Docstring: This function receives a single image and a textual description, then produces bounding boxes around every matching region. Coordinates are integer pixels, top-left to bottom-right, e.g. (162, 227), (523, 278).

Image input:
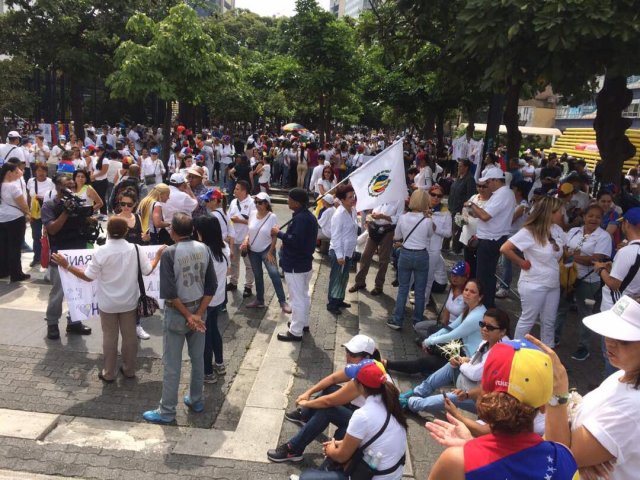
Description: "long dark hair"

(359, 381), (408, 431)
(0, 163), (18, 204)
(194, 216), (226, 263)
(461, 279), (484, 320)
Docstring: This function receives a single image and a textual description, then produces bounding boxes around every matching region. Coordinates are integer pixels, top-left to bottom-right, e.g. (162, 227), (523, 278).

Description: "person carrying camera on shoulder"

(42, 174), (95, 340)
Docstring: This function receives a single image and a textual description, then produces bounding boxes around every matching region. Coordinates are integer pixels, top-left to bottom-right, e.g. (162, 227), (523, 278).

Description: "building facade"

(343, 0), (373, 18)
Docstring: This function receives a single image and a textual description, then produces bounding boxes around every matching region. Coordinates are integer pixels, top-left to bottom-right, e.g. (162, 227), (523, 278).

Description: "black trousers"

(386, 355), (447, 377)
(0, 216), (26, 279)
(476, 236), (508, 308)
(93, 179), (108, 215)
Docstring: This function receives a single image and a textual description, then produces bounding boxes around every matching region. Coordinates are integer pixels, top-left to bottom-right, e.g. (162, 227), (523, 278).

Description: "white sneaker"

(136, 325), (151, 340)
(495, 288), (509, 299)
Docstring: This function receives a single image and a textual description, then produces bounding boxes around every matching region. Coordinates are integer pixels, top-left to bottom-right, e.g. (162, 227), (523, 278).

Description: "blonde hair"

(408, 189), (430, 212)
(523, 196), (563, 245)
(138, 183), (170, 231)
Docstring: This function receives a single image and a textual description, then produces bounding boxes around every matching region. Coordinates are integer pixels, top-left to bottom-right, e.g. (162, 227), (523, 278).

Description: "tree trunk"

(482, 93), (505, 159)
(319, 94), (326, 145)
(162, 100), (172, 164)
(69, 77), (85, 140)
(503, 82), (522, 162)
(594, 75), (635, 188)
(423, 112), (435, 139)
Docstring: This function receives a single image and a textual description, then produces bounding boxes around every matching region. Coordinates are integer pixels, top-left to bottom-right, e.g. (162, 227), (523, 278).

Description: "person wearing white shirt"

(32, 134), (50, 166)
(310, 160), (331, 197)
(141, 149), (165, 186)
(327, 185), (358, 314)
(555, 205), (613, 361)
(194, 216), (230, 384)
(163, 173), (198, 225)
(0, 162), (31, 282)
(218, 137), (235, 186)
(423, 186), (453, 310)
(388, 190), (433, 329)
(414, 158), (433, 191)
(227, 180), (255, 296)
(26, 164), (55, 266)
(317, 194), (336, 240)
(501, 197), (566, 347)
(51, 217), (164, 382)
(240, 192), (288, 312)
(465, 168), (516, 307)
(350, 199), (405, 296)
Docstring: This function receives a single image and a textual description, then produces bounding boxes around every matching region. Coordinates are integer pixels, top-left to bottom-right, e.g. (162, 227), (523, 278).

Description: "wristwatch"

(548, 393), (570, 407)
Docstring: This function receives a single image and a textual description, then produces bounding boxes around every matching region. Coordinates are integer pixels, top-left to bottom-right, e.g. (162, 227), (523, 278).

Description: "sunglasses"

(430, 193), (443, 198)
(548, 236), (560, 252)
(479, 321), (501, 332)
(254, 200), (266, 205)
(119, 202), (134, 208)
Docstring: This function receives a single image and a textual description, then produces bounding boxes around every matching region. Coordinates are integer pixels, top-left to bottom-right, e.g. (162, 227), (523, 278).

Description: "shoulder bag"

(343, 412), (405, 480)
(134, 244), (160, 317)
(241, 213), (272, 257)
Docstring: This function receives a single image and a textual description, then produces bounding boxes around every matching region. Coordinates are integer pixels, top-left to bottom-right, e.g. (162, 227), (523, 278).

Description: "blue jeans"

(158, 305), (205, 420)
(204, 305), (223, 374)
(300, 466), (347, 480)
(392, 248), (429, 326)
(327, 249), (351, 308)
(289, 386), (355, 453)
(408, 363), (477, 414)
(248, 246), (286, 304)
(499, 254), (513, 288)
(31, 218), (43, 262)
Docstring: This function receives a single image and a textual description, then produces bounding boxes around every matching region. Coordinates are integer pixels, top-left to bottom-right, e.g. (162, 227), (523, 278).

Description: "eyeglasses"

(479, 321), (501, 332)
(119, 202), (134, 208)
(430, 193), (443, 198)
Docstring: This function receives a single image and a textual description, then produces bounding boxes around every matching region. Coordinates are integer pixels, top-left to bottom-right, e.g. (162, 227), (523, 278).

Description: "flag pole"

(278, 141), (401, 229)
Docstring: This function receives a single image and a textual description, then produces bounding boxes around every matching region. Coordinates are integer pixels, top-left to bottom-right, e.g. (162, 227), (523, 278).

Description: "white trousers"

(423, 250), (443, 305)
(514, 282), (560, 347)
(285, 270), (313, 337)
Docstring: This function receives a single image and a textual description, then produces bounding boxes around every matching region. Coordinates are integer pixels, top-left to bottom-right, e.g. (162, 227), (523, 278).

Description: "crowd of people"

(0, 122), (639, 479)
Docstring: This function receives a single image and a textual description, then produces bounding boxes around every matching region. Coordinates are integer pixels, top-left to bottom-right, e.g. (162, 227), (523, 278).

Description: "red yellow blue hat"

(450, 261), (470, 277)
(481, 339), (552, 408)
(345, 359), (387, 389)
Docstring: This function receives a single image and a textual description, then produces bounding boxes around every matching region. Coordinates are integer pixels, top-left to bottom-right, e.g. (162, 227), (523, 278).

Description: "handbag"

(241, 214), (272, 257)
(30, 179), (42, 219)
(41, 234), (50, 268)
(134, 244), (160, 317)
(367, 223), (394, 243)
(343, 412), (405, 480)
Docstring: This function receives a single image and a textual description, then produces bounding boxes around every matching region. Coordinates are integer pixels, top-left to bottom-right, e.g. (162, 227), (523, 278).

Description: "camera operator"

(42, 174), (94, 340)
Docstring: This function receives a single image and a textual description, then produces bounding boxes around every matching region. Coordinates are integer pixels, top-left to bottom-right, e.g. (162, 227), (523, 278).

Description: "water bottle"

(363, 448), (373, 467)
(370, 451), (383, 469)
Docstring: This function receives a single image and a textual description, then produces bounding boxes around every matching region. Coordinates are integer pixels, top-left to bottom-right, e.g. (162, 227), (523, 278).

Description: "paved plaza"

(0, 203), (604, 479)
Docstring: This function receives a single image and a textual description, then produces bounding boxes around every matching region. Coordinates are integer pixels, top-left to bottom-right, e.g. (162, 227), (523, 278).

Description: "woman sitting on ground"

(401, 308), (510, 416)
(427, 339), (578, 480)
(385, 279), (487, 378)
(299, 360), (408, 480)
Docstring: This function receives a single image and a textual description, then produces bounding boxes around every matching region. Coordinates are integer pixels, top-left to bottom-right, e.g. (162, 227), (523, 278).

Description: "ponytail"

(360, 380), (408, 431)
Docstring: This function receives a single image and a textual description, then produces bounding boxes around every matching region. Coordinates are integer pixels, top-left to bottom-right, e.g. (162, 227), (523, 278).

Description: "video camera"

(61, 188), (94, 218)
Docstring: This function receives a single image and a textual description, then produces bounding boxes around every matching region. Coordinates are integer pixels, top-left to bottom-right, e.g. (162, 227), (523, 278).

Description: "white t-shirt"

(318, 206), (336, 239)
(346, 395), (406, 480)
(393, 212), (433, 250)
(93, 157), (110, 181)
(0, 143), (26, 164)
(228, 196), (256, 243)
(309, 163), (329, 193)
(315, 178), (336, 195)
(565, 227), (612, 283)
(26, 177), (55, 201)
(163, 186), (198, 223)
(247, 211), (277, 252)
(32, 144), (50, 164)
(258, 164), (271, 184)
(601, 240), (640, 311)
(572, 371), (640, 480)
(0, 182), (24, 222)
(509, 224), (565, 288)
(510, 199), (530, 235)
(445, 290), (465, 319)
(208, 244), (230, 308)
(476, 185), (516, 240)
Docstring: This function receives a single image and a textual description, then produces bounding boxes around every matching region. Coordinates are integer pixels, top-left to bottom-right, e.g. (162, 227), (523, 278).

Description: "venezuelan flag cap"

(481, 339), (553, 408)
(345, 359), (387, 389)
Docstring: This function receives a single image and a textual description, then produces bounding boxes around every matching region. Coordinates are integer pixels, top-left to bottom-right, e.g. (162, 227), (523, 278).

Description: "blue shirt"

(424, 304), (487, 356)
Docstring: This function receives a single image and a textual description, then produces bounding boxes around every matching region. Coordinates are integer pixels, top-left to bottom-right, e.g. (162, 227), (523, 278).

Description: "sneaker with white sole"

(204, 373), (217, 384)
(495, 288), (509, 299)
(213, 363), (226, 375)
(136, 325), (151, 340)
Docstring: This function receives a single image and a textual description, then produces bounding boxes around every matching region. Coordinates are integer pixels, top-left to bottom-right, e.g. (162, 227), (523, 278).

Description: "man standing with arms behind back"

(143, 213), (216, 424)
(464, 169), (515, 308)
(272, 188), (318, 342)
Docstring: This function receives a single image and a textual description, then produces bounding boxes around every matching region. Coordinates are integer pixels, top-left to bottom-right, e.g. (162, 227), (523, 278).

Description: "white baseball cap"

(342, 334), (376, 355)
(479, 168), (505, 182)
(583, 295), (640, 341)
(323, 194), (335, 205)
(254, 192), (271, 204)
(7, 131), (21, 139)
(170, 172), (187, 184)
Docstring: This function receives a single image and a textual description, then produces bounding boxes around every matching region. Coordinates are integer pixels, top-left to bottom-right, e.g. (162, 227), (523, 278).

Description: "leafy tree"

(0, 57), (36, 120)
(107, 3), (232, 158)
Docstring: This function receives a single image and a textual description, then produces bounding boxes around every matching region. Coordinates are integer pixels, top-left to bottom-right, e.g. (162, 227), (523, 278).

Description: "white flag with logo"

(349, 141), (407, 212)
